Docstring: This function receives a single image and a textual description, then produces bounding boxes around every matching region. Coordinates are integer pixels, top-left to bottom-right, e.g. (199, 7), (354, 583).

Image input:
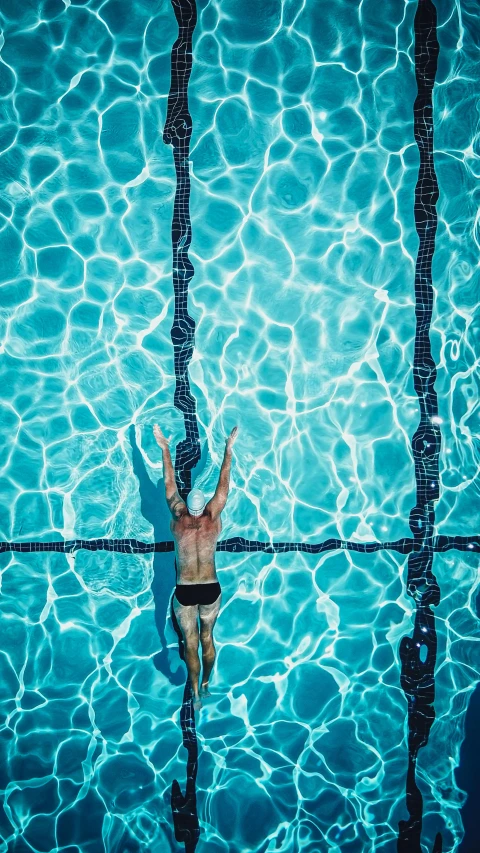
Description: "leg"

(199, 593), (222, 696)
(172, 596), (202, 709)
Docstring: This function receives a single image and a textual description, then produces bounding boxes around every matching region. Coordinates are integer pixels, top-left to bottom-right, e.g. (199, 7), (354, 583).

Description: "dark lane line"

(163, 0), (201, 502)
(163, 0), (200, 849)
(398, 2), (442, 851)
(0, 534), (478, 555)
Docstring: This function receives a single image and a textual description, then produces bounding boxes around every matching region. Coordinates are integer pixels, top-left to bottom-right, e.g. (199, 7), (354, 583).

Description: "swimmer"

(153, 423), (238, 711)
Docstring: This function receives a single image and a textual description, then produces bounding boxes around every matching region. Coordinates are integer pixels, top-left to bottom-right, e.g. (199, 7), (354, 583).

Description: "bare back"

(171, 509), (222, 584)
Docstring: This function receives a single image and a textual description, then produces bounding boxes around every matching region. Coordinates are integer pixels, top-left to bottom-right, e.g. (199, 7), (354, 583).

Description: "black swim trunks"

(174, 581), (221, 607)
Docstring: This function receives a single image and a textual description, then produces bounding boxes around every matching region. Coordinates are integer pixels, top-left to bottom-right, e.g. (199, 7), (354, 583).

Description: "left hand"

(226, 426), (238, 449)
(153, 424), (169, 447)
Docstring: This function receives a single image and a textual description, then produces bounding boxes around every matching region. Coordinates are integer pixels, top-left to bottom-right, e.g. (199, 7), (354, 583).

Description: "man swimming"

(153, 423), (238, 710)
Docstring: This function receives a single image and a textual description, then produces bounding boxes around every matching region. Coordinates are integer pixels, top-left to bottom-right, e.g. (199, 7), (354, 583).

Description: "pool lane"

(163, 0), (201, 850)
(1, 533), (479, 555)
(398, 2), (442, 851)
(163, 0), (201, 502)
(0, 0), (478, 850)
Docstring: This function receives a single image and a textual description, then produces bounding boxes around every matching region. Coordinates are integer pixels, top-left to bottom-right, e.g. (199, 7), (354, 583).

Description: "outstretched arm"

(206, 427), (238, 519)
(153, 425), (186, 519)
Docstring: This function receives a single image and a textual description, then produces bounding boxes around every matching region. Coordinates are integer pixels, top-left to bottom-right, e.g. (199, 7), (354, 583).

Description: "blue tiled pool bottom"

(0, 0), (479, 851)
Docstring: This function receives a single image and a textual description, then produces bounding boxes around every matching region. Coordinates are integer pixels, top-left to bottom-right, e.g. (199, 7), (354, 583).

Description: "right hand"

(226, 426), (238, 449)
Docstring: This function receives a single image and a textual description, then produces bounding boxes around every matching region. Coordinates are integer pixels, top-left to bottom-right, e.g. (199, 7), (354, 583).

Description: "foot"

(199, 683), (211, 698)
(193, 695), (202, 712)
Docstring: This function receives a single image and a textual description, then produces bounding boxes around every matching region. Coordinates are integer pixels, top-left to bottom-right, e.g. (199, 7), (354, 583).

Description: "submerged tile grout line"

(398, 2), (442, 851)
(0, 0), (475, 850)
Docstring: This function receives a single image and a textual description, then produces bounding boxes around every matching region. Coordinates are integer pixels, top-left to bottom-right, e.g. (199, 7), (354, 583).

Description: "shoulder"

(172, 507), (188, 522)
(168, 491), (187, 519)
(204, 506), (222, 526)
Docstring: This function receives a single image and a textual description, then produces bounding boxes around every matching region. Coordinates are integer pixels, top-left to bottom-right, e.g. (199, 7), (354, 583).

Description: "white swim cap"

(187, 488), (206, 517)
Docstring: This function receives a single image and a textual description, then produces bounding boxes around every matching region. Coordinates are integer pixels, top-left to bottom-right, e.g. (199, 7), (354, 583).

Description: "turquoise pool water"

(0, 0), (479, 851)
